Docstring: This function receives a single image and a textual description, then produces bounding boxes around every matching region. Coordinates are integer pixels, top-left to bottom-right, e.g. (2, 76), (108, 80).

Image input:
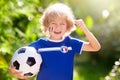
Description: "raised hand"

(74, 19), (87, 31)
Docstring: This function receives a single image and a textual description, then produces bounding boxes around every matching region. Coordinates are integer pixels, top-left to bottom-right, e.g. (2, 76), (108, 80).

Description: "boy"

(9, 3), (101, 80)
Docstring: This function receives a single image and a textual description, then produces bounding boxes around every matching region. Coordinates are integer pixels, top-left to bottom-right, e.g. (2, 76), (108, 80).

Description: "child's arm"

(74, 19), (101, 51)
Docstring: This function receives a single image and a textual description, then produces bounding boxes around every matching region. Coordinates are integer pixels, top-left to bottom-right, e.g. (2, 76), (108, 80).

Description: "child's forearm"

(83, 28), (101, 51)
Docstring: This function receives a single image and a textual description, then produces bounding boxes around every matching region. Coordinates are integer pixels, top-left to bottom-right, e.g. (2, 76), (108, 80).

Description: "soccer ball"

(11, 46), (42, 77)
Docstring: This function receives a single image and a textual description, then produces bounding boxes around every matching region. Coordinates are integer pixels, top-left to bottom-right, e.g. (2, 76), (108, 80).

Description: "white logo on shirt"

(61, 46), (69, 53)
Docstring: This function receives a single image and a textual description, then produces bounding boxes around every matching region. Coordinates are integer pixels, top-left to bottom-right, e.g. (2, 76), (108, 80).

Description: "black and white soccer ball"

(11, 46), (42, 77)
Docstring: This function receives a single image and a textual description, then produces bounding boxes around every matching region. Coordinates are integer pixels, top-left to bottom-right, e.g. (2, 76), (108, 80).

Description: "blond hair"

(40, 3), (75, 35)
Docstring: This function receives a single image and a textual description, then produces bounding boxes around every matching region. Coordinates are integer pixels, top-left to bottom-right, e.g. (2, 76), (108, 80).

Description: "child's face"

(49, 17), (67, 40)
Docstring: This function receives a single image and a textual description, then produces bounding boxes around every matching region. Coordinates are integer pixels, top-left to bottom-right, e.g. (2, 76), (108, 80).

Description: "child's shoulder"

(28, 38), (47, 46)
(67, 36), (84, 45)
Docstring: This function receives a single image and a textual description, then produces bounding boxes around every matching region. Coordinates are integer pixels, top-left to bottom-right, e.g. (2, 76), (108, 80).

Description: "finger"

(77, 19), (83, 22)
(15, 71), (23, 76)
(8, 66), (16, 74)
(13, 71), (26, 78)
(16, 72), (29, 79)
(74, 19), (81, 25)
(76, 20), (84, 27)
(74, 19), (82, 22)
(20, 75), (29, 79)
(74, 20), (77, 25)
(10, 65), (16, 71)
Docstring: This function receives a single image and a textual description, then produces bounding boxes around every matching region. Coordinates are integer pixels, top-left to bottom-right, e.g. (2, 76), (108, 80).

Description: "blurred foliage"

(0, 0), (44, 79)
(0, 0), (120, 80)
(105, 59), (120, 80)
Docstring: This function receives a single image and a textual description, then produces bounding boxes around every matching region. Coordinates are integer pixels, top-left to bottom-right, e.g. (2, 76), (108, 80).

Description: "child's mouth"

(54, 31), (61, 34)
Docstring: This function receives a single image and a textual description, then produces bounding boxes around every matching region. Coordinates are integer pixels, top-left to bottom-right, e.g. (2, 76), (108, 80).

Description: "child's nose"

(55, 25), (60, 30)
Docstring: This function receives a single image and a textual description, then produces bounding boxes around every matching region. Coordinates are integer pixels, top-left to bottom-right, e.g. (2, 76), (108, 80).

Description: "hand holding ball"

(11, 46), (42, 77)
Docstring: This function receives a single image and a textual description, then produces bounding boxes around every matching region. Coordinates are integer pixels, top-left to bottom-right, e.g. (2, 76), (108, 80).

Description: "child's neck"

(48, 36), (65, 42)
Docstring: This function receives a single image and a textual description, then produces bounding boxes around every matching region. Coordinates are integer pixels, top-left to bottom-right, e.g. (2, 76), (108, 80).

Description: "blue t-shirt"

(29, 36), (84, 80)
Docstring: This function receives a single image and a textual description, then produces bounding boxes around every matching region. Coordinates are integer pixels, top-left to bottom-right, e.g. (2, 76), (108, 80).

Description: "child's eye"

(51, 23), (56, 26)
(52, 23), (56, 24)
(60, 23), (65, 25)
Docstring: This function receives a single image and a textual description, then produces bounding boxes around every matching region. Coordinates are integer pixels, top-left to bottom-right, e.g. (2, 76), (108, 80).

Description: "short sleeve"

(70, 37), (84, 54)
(28, 39), (41, 50)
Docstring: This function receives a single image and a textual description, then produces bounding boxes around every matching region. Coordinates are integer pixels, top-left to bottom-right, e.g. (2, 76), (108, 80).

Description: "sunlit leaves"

(85, 16), (93, 29)
(73, 69), (80, 80)
(75, 27), (84, 36)
(0, 56), (8, 68)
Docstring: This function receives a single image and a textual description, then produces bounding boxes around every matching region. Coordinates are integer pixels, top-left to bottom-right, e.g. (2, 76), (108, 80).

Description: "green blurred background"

(0, 0), (120, 80)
